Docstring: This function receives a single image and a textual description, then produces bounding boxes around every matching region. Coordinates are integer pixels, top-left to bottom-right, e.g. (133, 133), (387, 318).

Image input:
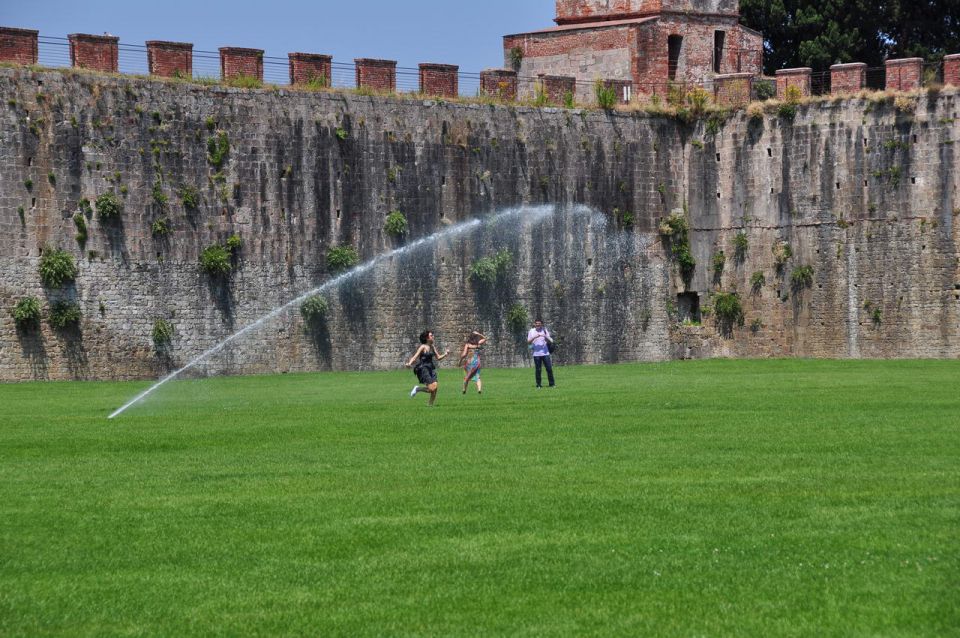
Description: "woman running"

(459, 331), (487, 395)
(405, 330), (449, 406)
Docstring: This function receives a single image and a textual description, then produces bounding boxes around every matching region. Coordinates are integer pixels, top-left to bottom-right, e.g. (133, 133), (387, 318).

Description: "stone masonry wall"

(0, 67), (958, 381)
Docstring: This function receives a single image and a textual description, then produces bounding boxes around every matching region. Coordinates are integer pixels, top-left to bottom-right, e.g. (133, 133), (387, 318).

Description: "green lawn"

(0, 360), (957, 637)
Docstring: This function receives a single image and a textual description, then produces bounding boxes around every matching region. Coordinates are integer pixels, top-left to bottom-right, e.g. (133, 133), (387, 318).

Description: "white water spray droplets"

(108, 205), (560, 419)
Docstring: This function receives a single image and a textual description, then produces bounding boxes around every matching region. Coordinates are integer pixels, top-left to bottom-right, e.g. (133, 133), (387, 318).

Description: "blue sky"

(1, 0), (555, 76)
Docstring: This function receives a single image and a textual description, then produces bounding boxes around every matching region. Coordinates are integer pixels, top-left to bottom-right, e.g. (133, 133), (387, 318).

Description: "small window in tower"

(714, 31), (726, 74)
(668, 35), (683, 81)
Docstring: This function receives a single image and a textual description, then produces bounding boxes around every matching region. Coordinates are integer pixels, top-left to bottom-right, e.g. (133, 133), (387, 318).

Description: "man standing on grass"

(526, 319), (555, 389)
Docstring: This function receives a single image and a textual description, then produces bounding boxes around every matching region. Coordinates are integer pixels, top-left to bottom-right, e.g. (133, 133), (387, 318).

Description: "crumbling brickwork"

(69, 34), (118, 73)
(505, 3), (762, 102)
(355, 58), (396, 92)
(419, 64), (458, 98)
(831, 63), (866, 95)
(146, 41), (192, 78)
(885, 58), (923, 92)
(0, 27), (38, 66)
(540, 74), (576, 104)
(219, 47), (264, 81)
(555, 0), (739, 24)
(776, 68), (811, 99)
(713, 72), (751, 106)
(289, 53), (332, 87)
(480, 69), (518, 101)
(943, 54), (960, 88)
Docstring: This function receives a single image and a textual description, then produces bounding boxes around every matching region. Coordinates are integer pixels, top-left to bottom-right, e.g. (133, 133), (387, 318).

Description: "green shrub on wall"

(791, 265), (815, 291)
(300, 295), (329, 326)
(594, 80), (616, 110)
(199, 244), (232, 277)
(712, 292), (744, 334)
(179, 185), (200, 210)
(48, 301), (81, 330)
(152, 319), (174, 349)
(95, 191), (122, 220)
(384, 211), (408, 237)
(469, 250), (512, 285)
(225, 234), (243, 253)
(38, 247), (78, 288)
(11, 297), (41, 329)
(506, 303), (528, 334)
(207, 131), (229, 169)
(327, 245), (359, 272)
(733, 231), (749, 261)
(659, 212), (695, 282)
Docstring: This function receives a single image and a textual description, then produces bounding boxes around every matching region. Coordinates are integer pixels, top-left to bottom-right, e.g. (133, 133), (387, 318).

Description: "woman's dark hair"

(419, 330), (432, 344)
(467, 331), (482, 346)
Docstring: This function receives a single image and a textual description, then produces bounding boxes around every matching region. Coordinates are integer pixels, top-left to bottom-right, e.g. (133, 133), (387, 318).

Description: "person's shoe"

(410, 386), (419, 398)
(536, 386), (542, 390)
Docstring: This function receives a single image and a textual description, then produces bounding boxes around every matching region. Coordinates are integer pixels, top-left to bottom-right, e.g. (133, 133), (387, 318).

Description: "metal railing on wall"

(28, 34), (958, 104)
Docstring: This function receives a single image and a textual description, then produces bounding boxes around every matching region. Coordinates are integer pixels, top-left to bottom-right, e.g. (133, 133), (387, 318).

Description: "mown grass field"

(0, 360), (957, 637)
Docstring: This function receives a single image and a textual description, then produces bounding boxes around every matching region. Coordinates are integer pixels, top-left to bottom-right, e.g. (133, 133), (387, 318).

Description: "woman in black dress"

(405, 330), (450, 406)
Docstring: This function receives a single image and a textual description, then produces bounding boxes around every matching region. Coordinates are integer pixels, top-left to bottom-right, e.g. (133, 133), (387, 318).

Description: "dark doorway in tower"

(668, 35), (683, 81)
(714, 31), (726, 73)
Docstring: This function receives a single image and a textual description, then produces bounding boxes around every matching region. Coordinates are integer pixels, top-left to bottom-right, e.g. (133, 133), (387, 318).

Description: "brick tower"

(503, 0), (762, 101)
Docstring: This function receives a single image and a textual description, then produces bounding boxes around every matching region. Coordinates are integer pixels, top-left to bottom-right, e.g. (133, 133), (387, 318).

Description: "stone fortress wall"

(0, 66), (958, 381)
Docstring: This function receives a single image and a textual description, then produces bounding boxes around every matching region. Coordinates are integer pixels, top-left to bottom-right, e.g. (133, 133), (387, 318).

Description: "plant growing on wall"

(509, 47), (523, 71)
(773, 241), (792, 273)
(712, 251), (726, 278)
(151, 218), (170, 237)
(225, 234), (243, 254)
(754, 80), (775, 101)
(48, 300), (81, 330)
(11, 297), (41, 330)
(207, 131), (229, 169)
(199, 244), (232, 277)
(300, 295), (329, 327)
(750, 271), (766, 293)
(733, 231), (749, 262)
(712, 291), (744, 334)
(469, 250), (512, 285)
(659, 212), (695, 283)
(152, 180), (168, 208)
(95, 191), (122, 220)
(152, 319), (174, 349)
(73, 213), (88, 248)
(38, 247), (78, 288)
(327, 245), (359, 272)
(506, 303), (528, 334)
(384, 211), (408, 237)
(790, 265), (815, 291)
(179, 185), (200, 210)
(594, 80), (617, 110)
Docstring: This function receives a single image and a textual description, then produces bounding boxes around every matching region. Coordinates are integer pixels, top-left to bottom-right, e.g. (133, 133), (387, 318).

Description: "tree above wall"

(739, 0), (960, 74)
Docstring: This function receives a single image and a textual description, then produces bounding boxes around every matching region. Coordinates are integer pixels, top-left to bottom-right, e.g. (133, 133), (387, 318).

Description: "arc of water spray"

(108, 205), (558, 419)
